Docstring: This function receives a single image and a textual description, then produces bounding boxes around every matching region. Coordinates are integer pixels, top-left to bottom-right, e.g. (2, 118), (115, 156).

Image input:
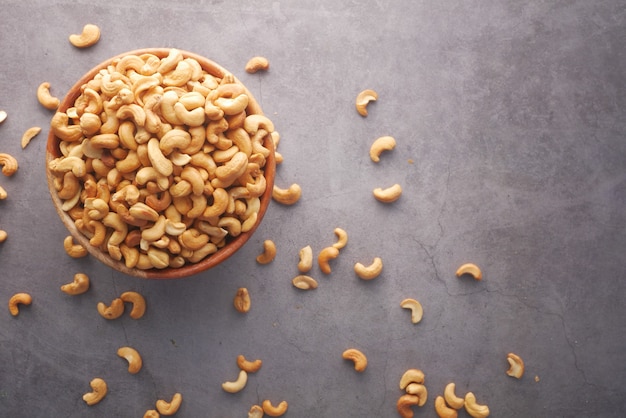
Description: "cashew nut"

(332, 227), (348, 250)
(318, 246), (339, 274)
(20, 126), (42, 149)
(443, 382), (465, 410)
(0, 230), (7, 242)
(262, 400), (288, 417)
(292, 275), (318, 290)
(82, 377), (107, 406)
(237, 354), (263, 373)
(248, 405), (264, 418)
(117, 346), (143, 374)
(36, 81), (60, 110)
(405, 383), (428, 406)
(272, 183), (301, 205)
(97, 298), (125, 319)
(369, 135), (396, 162)
(8, 293), (32, 316)
(69, 24), (101, 48)
(435, 395), (458, 418)
(233, 287), (251, 313)
(400, 298), (423, 324)
(464, 392), (490, 418)
(355, 89), (378, 117)
(396, 394), (420, 418)
(60, 273), (90, 295)
(399, 368), (425, 389)
(143, 410), (160, 418)
(297, 245), (313, 273)
(120, 291), (147, 319)
(506, 352), (525, 379)
(373, 183), (402, 203)
(256, 239), (276, 264)
(342, 348), (367, 372)
(455, 263), (482, 281)
(63, 235), (88, 258)
(156, 392), (183, 416)
(221, 369), (248, 393)
(354, 257), (383, 280)
(0, 153), (18, 176)
(0, 110), (6, 124)
(245, 56), (270, 73)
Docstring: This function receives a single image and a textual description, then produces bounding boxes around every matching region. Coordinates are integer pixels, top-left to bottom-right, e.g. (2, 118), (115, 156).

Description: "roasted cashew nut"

(369, 135), (396, 162)
(262, 400), (288, 417)
(332, 227), (348, 250)
(292, 275), (318, 290)
(117, 346), (143, 374)
(245, 56), (270, 73)
(221, 369), (248, 393)
(143, 410), (160, 418)
(355, 89), (378, 117)
(0, 110), (6, 124)
(318, 246), (339, 274)
(373, 183), (402, 203)
(396, 394), (420, 418)
(399, 368), (425, 390)
(464, 392), (490, 418)
(120, 291), (146, 319)
(156, 392), (183, 416)
(233, 287), (251, 313)
(37, 81), (60, 110)
(342, 348), (368, 372)
(405, 383), (428, 406)
(0, 153), (18, 176)
(444, 382), (465, 410)
(97, 298), (125, 319)
(20, 126), (42, 149)
(237, 354), (262, 373)
(435, 395), (458, 418)
(455, 263), (482, 281)
(69, 24), (101, 48)
(248, 405), (264, 418)
(354, 257), (383, 280)
(60, 273), (90, 295)
(506, 352), (525, 379)
(256, 239), (276, 264)
(82, 377), (107, 406)
(8, 293), (32, 316)
(297, 245), (313, 273)
(63, 235), (88, 258)
(272, 183), (302, 205)
(400, 298), (423, 324)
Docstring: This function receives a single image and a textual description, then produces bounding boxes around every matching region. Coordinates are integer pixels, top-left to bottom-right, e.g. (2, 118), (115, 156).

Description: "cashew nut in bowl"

(37, 82), (60, 110)
(256, 239), (276, 264)
(396, 394), (420, 418)
(63, 235), (88, 258)
(464, 392), (490, 418)
(455, 263), (482, 281)
(117, 346), (143, 374)
(342, 348), (368, 372)
(21, 126), (42, 149)
(82, 377), (107, 406)
(233, 287), (251, 313)
(0, 153), (18, 176)
(373, 183), (402, 203)
(8, 293), (32, 316)
(292, 275), (318, 290)
(120, 291), (147, 319)
(435, 395), (458, 418)
(245, 56), (270, 73)
(318, 246), (339, 274)
(506, 352), (525, 379)
(443, 382), (464, 409)
(399, 368), (425, 389)
(156, 392), (183, 416)
(97, 298), (125, 319)
(237, 354), (262, 373)
(262, 400), (288, 417)
(405, 383), (428, 406)
(400, 298), (423, 324)
(221, 369), (248, 393)
(69, 24), (101, 48)
(369, 135), (396, 162)
(297, 245), (313, 273)
(355, 89), (378, 117)
(272, 183), (301, 205)
(354, 257), (383, 280)
(60, 273), (90, 295)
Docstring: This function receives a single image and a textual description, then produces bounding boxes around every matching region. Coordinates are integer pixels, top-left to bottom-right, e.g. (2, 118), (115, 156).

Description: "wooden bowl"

(46, 48), (275, 279)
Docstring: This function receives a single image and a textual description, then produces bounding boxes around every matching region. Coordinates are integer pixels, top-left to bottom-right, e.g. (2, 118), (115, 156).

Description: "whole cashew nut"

(117, 346), (143, 374)
(262, 400), (288, 417)
(464, 392), (490, 418)
(435, 395), (458, 418)
(63, 235), (88, 258)
(143, 410), (160, 418)
(245, 56), (270, 73)
(297, 245), (313, 273)
(355, 89), (378, 117)
(37, 82), (60, 110)
(456, 263), (483, 281)
(399, 368), (425, 390)
(292, 275), (318, 290)
(272, 183), (301, 205)
(8, 292), (32, 316)
(83, 377), (107, 406)
(506, 352), (525, 379)
(60, 273), (90, 295)
(0, 110), (6, 124)
(69, 24), (101, 48)
(221, 369), (248, 393)
(400, 298), (423, 324)
(237, 354), (263, 373)
(373, 183), (402, 203)
(396, 394), (420, 418)
(354, 257), (383, 280)
(332, 227), (348, 250)
(405, 383), (428, 406)
(97, 298), (125, 320)
(120, 291), (147, 319)
(256, 239), (276, 264)
(444, 383), (465, 410)
(318, 246), (339, 274)
(248, 405), (264, 418)
(0, 153), (18, 176)
(342, 348), (368, 372)
(156, 392), (183, 416)
(369, 135), (396, 162)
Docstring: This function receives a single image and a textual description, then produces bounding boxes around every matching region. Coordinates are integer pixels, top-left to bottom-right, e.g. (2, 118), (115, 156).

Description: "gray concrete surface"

(0, 0), (625, 416)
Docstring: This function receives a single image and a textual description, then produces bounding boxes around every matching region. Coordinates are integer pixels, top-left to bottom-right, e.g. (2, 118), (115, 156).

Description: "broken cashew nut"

(435, 395), (459, 418)
(354, 257), (383, 280)
(292, 275), (318, 290)
(370, 135), (396, 162)
(342, 348), (367, 372)
(21, 126), (42, 149)
(8, 292), (32, 316)
(400, 298), (423, 324)
(248, 404), (264, 418)
(397, 394), (420, 418)
(455, 263), (482, 281)
(237, 354), (262, 373)
(355, 89), (378, 117)
(332, 227), (348, 250)
(143, 410), (160, 418)
(272, 183), (301, 205)
(97, 298), (124, 319)
(297, 245), (313, 273)
(69, 24), (101, 48)
(117, 346), (143, 374)
(506, 352), (525, 379)
(63, 235), (88, 258)
(156, 392), (183, 416)
(233, 287), (251, 313)
(373, 183), (402, 203)
(82, 377), (107, 406)
(256, 239), (276, 264)
(221, 369), (248, 393)
(0, 153), (18, 176)
(318, 246), (339, 274)
(37, 82), (60, 110)
(464, 392), (490, 418)
(120, 291), (147, 319)
(443, 382), (465, 410)
(245, 56), (270, 73)
(60, 273), (90, 295)
(399, 368), (425, 390)
(262, 400), (288, 417)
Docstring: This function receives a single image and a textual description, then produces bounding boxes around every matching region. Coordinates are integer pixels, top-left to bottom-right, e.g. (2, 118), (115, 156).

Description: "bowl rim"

(46, 48), (275, 279)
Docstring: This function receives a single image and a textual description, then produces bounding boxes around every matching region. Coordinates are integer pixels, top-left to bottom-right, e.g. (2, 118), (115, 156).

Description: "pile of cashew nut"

(48, 48), (276, 270)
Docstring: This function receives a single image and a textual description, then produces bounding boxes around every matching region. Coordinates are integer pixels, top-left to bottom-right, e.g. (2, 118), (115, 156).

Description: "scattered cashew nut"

(63, 235), (88, 258)
(354, 257), (383, 280)
(342, 348), (367, 372)
(221, 369), (248, 393)
(0, 110), (6, 124)
(21, 126), (42, 149)
(237, 354), (262, 373)
(373, 183), (402, 203)
(233, 287), (251, 313)
(82, 377), (107, 406)
(464, 392), (490, 418)
(8, 292), (32, 316)
(37, 82), (60, 110)
(369, 135), (396, 162)
(60, 273), (90, 295)
(0, 153), (18, 176)
(397, 394), (420, 418)
(245, 56), (270, 73)
(292, 275), (318, 290)
(248, 404), (264, 418)
(120, 291), (147, 319)
(297, 245), (313, 273)
(435, 395), (458, 418)
(272, 183), (301, 205)
(262, 400), (288, 417)
(405, 383), (428, 406)
(0, 230), (7, 242)
(117, 346), (143, 374)
(143, 410), (160, 418)
(444, 382), (465, 410)
(69, 24), (101, 48)
(97, 298), (124, 319)
(355, 89), (378, 117)
(256, 239), (276, 264)
(455, 263), (482, 281)
(318, 246), (339, 274)
(400, 298), (423, 324)
(506, 352), (525, 379)
(399, 368), (425, 390)
(156, 392), (183, 416)
(332, 227), (348, 250)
